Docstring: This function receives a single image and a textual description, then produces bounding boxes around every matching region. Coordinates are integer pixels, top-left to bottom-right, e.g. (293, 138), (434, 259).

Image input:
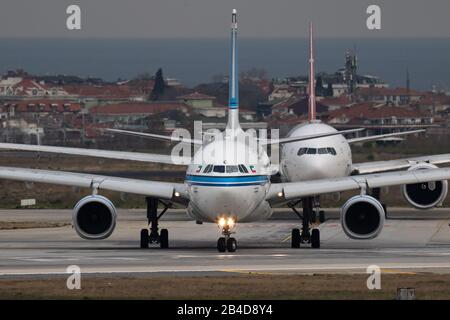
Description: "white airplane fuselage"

(185, 133), (273, 223)
(281, 121), (353, 182)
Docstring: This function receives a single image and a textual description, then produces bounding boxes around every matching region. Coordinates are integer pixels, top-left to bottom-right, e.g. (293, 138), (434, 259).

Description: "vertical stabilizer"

(226, 9), (241, 132)
(308, 22), (316, 122)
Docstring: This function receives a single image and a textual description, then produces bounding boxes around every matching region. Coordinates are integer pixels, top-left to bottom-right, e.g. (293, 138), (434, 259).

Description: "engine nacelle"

(340, 195), (385, 240)
(72, 195), (117, 240)
(402, 163), (448, 210)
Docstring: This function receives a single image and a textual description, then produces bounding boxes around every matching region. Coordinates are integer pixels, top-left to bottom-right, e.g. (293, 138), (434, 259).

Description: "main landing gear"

(217, 217), (237, 253)
(140, 197), (171, 249)
(289, 197), (322, 249)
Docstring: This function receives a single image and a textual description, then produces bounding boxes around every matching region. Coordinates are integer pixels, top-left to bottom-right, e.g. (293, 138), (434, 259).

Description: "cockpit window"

(238, 164), (249, 173)
(203, 164), (213, 173)
(297, 147), (337, 156)
(213, 165), (225, 173)
(297, 148), (307, 156)
(226, 165), (239, 173)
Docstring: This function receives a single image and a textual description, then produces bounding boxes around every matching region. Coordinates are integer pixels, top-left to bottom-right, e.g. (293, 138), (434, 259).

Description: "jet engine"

(72, 195), (117, 240)
(402, 163), (447, 209)
(340, 195), (385, 240)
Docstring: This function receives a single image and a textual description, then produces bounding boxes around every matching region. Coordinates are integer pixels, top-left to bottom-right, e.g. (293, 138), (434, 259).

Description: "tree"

(149, 68), (165, 101)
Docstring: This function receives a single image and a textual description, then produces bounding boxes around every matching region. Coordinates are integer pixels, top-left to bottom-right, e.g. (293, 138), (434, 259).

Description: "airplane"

(279, 23), (450, 248)
(0, 10), (450, 253)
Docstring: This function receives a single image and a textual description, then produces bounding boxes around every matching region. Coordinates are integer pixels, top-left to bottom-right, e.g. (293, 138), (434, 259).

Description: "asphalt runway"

(0, 208), (449, 277)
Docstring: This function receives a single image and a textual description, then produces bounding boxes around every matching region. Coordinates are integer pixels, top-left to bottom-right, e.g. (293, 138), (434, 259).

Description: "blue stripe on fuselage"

(185, 174), (268, 187)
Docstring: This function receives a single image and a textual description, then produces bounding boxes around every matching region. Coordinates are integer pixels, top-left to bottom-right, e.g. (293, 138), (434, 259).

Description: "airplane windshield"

(213, 165), (225, 173)
(238, 164), (249, 173)
(298, 147), (337, 156)
(203, 165), (213, 173)
(226, 166), (239, 173)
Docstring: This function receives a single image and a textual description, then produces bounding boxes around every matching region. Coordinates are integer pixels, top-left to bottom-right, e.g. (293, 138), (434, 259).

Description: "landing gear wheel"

(319, 210), (326, 223)
(311, 228), (320, 248)
(160, 228), (169, 249)
(140, 229), (149, 249)
(291, 228), (301, 248)
(217, 237), (226, 252)
(227, 238), (237, 252)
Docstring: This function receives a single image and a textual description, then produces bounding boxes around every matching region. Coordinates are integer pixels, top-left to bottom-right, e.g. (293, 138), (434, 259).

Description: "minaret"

(406, 68), (410, 104)
(226, 9), (241, 133)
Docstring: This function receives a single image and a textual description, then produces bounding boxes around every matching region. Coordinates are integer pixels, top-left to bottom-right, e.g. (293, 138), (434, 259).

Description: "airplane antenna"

(308, 22), (316, 122)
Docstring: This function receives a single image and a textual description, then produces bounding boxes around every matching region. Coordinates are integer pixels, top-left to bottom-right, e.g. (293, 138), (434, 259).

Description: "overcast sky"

(1, 0), (449, 38)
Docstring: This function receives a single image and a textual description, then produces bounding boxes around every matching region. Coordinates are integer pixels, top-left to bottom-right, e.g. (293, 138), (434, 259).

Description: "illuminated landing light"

(277, 191), (284, 198)
(218, 217), (226, 228)
(217, 216), (236, 228)
(174, 191), (180, 197)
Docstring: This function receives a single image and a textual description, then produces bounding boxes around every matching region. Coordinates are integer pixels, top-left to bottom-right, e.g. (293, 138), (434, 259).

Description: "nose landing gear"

(217, 217), (237, 252)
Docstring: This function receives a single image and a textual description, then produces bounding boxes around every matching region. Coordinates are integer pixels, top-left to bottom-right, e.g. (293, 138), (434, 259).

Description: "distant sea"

(0, 38), (449, 91)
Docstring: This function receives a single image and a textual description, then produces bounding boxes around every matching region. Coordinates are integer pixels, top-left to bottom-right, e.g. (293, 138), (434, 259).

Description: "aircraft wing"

(347, 129), (424, 144)
(260, 128), (365, 145)
(0, 166), (187, 200)
(106, 129), (203, 145)
(352, 154), (450, 174)
(267, 167), (450, 201)
(0, 143), (191, 165)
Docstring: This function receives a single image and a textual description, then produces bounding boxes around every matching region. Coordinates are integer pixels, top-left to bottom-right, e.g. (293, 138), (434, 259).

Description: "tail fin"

(226, 9), (241, 132)
(308, 22), (316, 122)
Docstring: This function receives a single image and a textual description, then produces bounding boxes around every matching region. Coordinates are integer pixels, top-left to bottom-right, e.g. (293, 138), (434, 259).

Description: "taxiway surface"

(0, 208), (448, 277)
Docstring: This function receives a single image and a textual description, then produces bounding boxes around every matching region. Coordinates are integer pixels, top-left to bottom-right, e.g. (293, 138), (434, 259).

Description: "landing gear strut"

(217, 217), (237, 253)
(140, 197), (170, 249)
(289, 197), (321, 248)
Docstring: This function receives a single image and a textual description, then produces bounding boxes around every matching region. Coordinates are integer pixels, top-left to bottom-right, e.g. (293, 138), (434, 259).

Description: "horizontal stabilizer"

(347, 129), (425, 144)
(0, 143), (191, 165)
(260, 128), (365, 145)
(105, 128), (203, 145)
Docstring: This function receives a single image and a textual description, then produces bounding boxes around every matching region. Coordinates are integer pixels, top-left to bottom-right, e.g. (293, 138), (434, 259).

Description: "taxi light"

(277, 191), (284, 197)
(218, 217), (226, 227)
(227, 217), (235, 227)
(174, 191), (180, 197)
